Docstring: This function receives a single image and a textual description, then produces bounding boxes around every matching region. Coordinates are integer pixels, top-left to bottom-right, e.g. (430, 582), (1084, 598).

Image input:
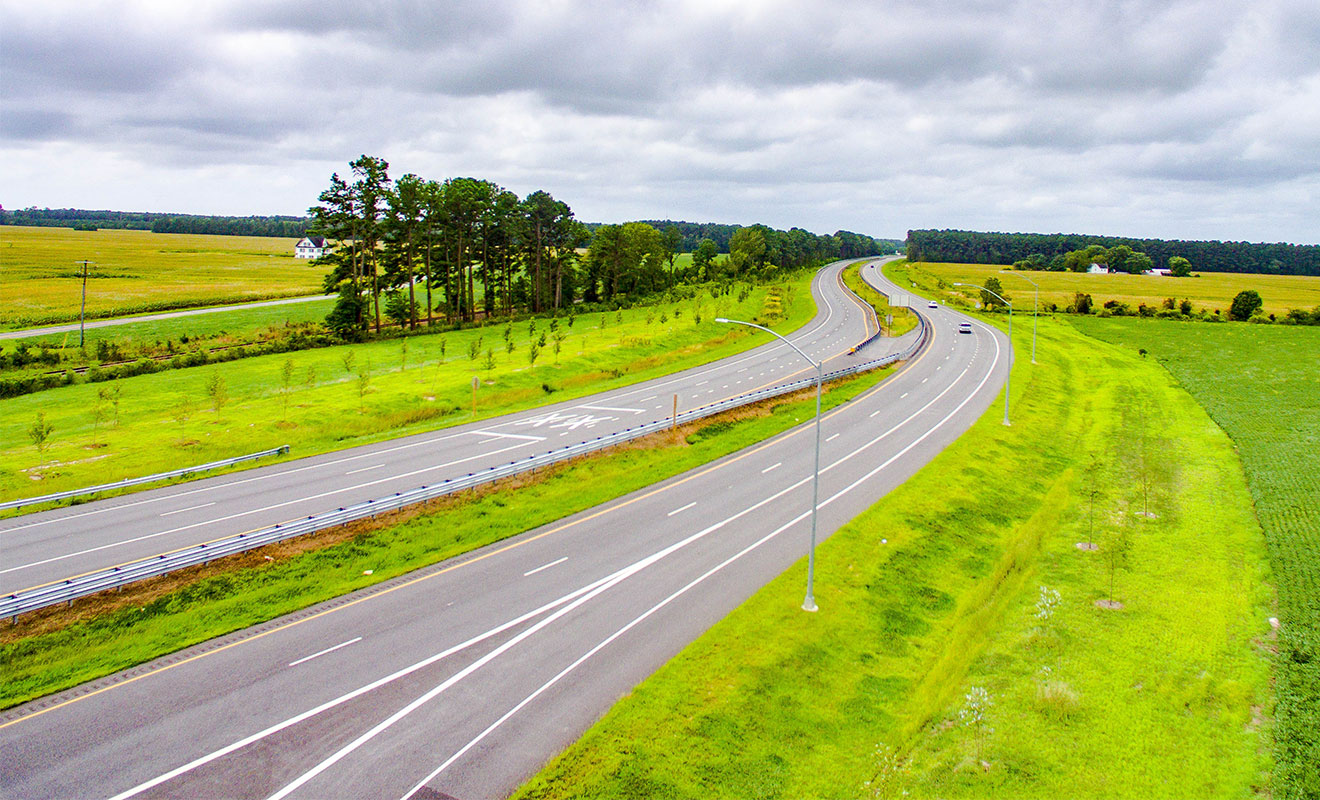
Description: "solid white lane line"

(108, 576), (617, 800)
(820, 334), (1001, 507)
(275, 458), (814, 800)
(4, 441), (534, 578)
(523, 557), (568, 577)
(159, 502), (216, 518)
(667, 502), (696, 517)
(401, 483), (815, 799)
(462, 431), (546, 442)
(288, 638), (362, 668)
(761, 462), (782, 474)
(345, 465), (386, 476)
(577, 405), (644, 414)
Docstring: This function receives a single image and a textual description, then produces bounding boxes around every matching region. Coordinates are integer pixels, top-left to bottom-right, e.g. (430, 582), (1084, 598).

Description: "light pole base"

(802, 595), (818, 612)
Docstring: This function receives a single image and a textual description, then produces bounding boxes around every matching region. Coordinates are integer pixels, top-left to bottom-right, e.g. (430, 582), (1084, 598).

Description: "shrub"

(1035, 680), (1080, 720)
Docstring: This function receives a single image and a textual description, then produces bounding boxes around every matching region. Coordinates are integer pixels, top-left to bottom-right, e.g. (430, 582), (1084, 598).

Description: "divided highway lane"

(0, 260), (891, 595)
(0, 266), (1012, 800)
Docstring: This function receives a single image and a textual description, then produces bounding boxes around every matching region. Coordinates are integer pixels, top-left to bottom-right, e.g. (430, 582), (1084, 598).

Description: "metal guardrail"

(0, 446), (292, 512)
(2, 316), (931, 620)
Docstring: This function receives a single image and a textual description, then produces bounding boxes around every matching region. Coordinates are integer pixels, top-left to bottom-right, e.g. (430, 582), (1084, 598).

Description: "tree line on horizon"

(309, 155), (892, 337)
(906, 229), (1320, 276)
(0, 207), (311, 238)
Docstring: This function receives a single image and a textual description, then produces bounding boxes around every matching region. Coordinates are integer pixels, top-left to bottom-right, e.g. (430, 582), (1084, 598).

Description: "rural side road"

(0, 295), (327, 340)
(0, 262), (1013, 799)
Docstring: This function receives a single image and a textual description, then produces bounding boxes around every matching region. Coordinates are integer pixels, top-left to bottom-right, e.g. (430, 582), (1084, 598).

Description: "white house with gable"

(1087, 263), (1110, 274)
(294, 236), (328, 259)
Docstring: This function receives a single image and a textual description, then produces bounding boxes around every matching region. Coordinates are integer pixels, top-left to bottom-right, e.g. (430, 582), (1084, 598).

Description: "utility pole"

(76, 260), (94, 348)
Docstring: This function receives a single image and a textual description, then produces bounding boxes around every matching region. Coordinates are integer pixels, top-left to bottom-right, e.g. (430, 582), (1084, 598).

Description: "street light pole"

(76, 260), (94, 349)
(716, 317), (822, 612)
(953, 283), (1012, 426)
(999, 271), (1038, 364)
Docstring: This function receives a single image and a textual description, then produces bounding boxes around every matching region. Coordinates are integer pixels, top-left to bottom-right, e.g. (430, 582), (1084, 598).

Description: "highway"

(1, 260), (887, 597)
(0, 261), (1011, 799)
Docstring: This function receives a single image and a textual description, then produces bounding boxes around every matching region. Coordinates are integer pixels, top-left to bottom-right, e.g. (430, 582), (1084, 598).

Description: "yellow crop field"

(912, 261), (1320, 316)
(0, 226), (323, 329)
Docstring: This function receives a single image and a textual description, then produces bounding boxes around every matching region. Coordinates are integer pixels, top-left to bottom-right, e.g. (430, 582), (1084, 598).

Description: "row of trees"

(907, 229), (1320, 276)
(310, 155), (892, 335)
(0, 207), (310, 237)
(622, 220), (901, 256)
(310, 156), (588, 335)
(1010, 244), (1173, 275)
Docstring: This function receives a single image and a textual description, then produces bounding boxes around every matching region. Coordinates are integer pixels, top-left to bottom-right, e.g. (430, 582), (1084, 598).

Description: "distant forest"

(0, 207), (311, 238)
(906, 229), (1320, 276)
(0, 207), (899, 258)
(618, 220), (902, 256)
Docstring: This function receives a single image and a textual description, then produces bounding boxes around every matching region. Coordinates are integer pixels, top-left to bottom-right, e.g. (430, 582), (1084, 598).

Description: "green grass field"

(1072, 316), (1320, 799)
(0, 278), (814, 506)
(0, 226), (319, 328)
(0, 361), (895, 711)
(912, 261), (1320, 317)
(842, 261), (916, 336)
(2, 297), (335, 351)
(515, 311), (1272, 797)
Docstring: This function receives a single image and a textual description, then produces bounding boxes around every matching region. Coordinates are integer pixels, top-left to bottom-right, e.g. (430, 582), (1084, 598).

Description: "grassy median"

(514, 311), (1272, 798)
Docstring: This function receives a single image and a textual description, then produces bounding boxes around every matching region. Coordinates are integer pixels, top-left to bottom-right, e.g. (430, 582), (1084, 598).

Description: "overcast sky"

(2, 0), (1317, 243)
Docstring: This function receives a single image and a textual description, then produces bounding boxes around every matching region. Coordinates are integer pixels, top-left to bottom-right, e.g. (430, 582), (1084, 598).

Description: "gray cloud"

(0, 0), (1316, 243)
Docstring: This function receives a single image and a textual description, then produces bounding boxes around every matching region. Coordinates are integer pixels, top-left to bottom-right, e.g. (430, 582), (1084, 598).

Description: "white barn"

(294, 236), (328, 259)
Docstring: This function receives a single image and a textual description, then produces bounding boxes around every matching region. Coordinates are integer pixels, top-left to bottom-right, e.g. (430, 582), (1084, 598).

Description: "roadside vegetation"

(0, 275), (814, 507)
(0, 299), (336, 399)
(841, 261), (916, 336)
(515, 310), (1272, 797)
(907, 260), (1320, 319)
(1073, 316), (1320, 799)
(0, 363), (895, 710)
(0, 225), (318, 328)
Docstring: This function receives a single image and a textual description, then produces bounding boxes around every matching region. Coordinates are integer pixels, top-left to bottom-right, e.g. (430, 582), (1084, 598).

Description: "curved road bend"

(0, 264), (1012, 800)
(2, 260), (890, 595)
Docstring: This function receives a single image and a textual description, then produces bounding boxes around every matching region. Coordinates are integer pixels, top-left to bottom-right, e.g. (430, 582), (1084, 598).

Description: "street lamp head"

(715, 317), (729, 324)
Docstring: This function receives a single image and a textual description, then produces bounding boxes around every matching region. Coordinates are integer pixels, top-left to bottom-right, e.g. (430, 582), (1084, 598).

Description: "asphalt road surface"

(0, 260), (1011, 799)
(1, 260), (885, 596)
(0, 295), (328, 340)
